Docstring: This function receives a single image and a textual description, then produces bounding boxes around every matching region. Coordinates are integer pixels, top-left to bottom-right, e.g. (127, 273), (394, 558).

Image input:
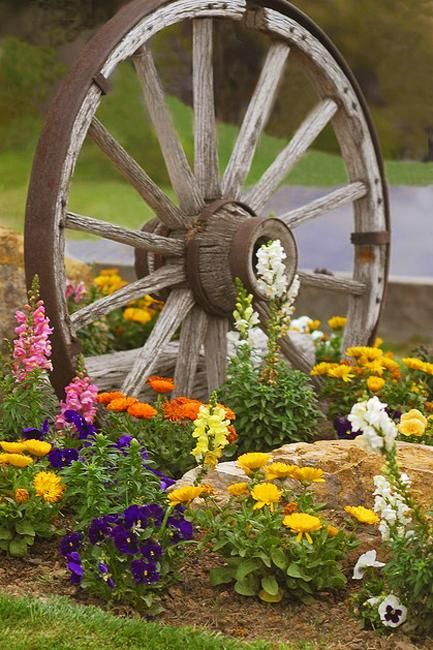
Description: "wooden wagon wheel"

(25, 0), (390, 399)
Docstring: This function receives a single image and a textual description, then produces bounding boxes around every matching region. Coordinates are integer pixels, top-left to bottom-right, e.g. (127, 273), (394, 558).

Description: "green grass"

(0, 593), (316, 650)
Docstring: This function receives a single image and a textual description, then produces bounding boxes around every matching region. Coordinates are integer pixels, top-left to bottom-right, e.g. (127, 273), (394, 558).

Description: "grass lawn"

(0, 593), (315, 650)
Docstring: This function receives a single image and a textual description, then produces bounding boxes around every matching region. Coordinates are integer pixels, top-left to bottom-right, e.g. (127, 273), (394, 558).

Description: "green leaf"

(259, 588), (283, 603)
(261, 575), (279, 596)
(235, 558), (261, 581)
(15, 520), (36, 536)
(271, 548), (288, 570)
(9, 537), (30, 557)
(209, 566), (235, 586)
(286, 563), (306, 579)
(234, 575), (257, 597)
(0, 540), (9, 551)
(0, 527), (13, 541)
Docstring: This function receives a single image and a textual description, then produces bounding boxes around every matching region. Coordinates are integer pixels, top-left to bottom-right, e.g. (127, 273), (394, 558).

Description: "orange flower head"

(147, 376), (175, 393)
(284, 502), (298, 515)
(15, 488), (29, 504)
(221, 405), (236, 421)
(327, 525), (339, 537)
(163, 397), (203, 421)
(227, 425), (238, 444)
(97, 391), (126, 405)
(127, 402), (157, 419)
(107, 397), (138, 412)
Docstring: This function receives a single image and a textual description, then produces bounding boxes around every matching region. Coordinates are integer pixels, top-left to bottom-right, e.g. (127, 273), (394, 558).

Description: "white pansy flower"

(352, 550), (385, 580)
(378, 594), (407, 628)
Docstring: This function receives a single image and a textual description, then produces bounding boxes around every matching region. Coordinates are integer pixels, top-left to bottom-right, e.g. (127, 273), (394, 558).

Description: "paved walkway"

(66, 185), (433, 278)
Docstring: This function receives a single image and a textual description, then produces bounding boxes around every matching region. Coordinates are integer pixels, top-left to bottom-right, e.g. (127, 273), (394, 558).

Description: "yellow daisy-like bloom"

(0, 441), (27, 454)
(424, 363), (433, 376)
(283, 512), (322, 543)
(328, 316), (347, 330)
(123, 307), (152, 325)
(237, 452), (271, 475)
(362, 360), (385, 376)
(310, 362), (337, 377)
(308, 320), (321, 332)
(346, 346), (383, 361)
(0, 453), (33, 468)
(263, 462), (299, 481)
(374, 337), (383, 348)
(293, 466), (326, 483)
(401, 409), (428, 426)
(367, 376), (385, 392)
(344, 505), (379, 525)
(15, 488), (29, 504)
(167, 485), (205, 506)
(398, 418), (426, 437)
(381, 357), (400, 372)
(402, 357), (427, 372)
(93, 270), (127, 295)
(24, 440), (52, 457)
(227, 482), (250, 497)
(33, 471), (64, 503)
(327, 525), (339, 537)
(327, 365), (354, 383)
(250, 483), (282, 512)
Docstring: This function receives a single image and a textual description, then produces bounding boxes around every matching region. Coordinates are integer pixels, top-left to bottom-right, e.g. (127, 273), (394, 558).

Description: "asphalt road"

(66, 185), (433, 278)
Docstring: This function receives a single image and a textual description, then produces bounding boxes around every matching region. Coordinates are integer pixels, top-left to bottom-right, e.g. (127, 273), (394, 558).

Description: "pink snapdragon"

(12, 300), (53, 381)
(56, 375), (98, 429)
(65, 279), (87, 304)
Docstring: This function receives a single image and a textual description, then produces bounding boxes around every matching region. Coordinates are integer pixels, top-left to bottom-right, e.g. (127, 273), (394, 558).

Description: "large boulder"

(178, 438), (433, 510)
(0, 227), (92, 339)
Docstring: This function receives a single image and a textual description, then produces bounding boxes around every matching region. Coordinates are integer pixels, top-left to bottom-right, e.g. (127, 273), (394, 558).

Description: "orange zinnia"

(127, 402), (157, 419)
(147, 376), (175, 393)
(97, 391), (126, 405)
(107, 397), (138, 412)
(162, 397), (203, 421)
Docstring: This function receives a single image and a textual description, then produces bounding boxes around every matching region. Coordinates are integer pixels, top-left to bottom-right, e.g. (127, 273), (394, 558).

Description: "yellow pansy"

(398, 419), (426, 437)
(401, 409), (428, 426)
(24, 440), (52, 457)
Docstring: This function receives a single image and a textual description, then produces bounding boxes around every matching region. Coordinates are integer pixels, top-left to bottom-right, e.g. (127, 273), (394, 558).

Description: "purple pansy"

(130, 559), (160, 584)
(64, 410), (97, 439)
(88, 517), (113, 545)
(66, 551), (83, 585)
(111, 525), (139, 555)
(148, 467), (176, 490)
(333, 416), (360, 440)
(141, 540), (162, 561)
(60, 532), (82, 557)
(22, 418), (49, 440)
(48, 447), (79, 468)
(123, 505), (149, 529)
(167, 516), (193, 543)
(98, 562), (115, 589)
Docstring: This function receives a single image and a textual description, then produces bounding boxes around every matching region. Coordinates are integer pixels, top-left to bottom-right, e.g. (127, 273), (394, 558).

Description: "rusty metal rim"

(25, 0), (390, 397)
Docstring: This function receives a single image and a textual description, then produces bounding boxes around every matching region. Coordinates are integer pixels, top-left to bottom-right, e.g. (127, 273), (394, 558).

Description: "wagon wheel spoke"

(193, 18), (221, 200)
(222, 42), (290, 199)
(65, 212), (184, 256)
(122, 288), (195, 396)
(71, 265), (184, 331)
(88, 118), (185, 228)
(173, 306), (209, 397)
(133, 46), (203, 214)
(244, 98), (339, 212)
(279, 182), (368, 229)
(204, 316), (229, 393)
(298, 271), (366, 296)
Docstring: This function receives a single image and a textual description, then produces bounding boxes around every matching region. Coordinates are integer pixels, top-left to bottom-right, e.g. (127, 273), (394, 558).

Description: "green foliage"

(218, 357), (321, 453)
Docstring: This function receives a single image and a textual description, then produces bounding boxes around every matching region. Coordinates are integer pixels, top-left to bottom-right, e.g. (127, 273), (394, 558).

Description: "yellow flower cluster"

(123, 294), (164, 325)
(398, 409), (428, 437)
(93, 268), (127, 295)
(33, 471), (64, 503)
(0, 439), (52, 467)
(328, 316), (347, 330)
(123, 307), (152, 325)
(191, 403), (231, 469)
(403, 357), (433, 376)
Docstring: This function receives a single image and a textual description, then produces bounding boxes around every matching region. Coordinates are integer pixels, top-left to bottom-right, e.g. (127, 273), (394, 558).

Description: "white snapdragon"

(233, 303), (259, 338)
(373, 475), (412, 541)
(348, 397), (397, 454)
(256, 240), (288, 300)
(352, 549), (385, 580)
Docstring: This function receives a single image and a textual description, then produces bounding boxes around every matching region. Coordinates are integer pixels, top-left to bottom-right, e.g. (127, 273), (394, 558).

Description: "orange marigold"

(227, 425), (238, 444)
(284, 502), (298, 515)
(162, 397), (203, 421)
(221, 406), (236, 421)
(127, 402), (157, 419)
(147, 376), (175, 393)
(97, 391), (126, 405)
(15, 488), (29, 504)
(107, 397), (138, 412)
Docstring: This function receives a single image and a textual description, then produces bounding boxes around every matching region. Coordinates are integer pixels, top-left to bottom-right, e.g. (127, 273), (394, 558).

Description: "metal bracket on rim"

(351, 231), (390, 246)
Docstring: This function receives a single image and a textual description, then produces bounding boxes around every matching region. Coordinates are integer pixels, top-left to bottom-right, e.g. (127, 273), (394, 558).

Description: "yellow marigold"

(237, 452), (271, 475)
(93, 270), (127, 295)
(328, 316), (347, 330)
(168, 485), (205, 506)
(424, 363), (433, 376)
(381, 357), (400, 372)
(200, 485), (215, 496)
(15, 488), (29, 504)
(344, 505), (379, 525)
(24, 440), (52, 457)
(264, 462), (299, 481)
(127, 402), (157, 419)
(123, 307), (152, 325)
(327, 525), (339, 537)
(0, 453), (33, 468)
(362, 360), (385, 376)
(293, 466), (326, 483)
(402, 357), (427, 372)
(367, 376), (385, 392)
(283, 512), (322, 543)
(327, 365), (354, 383)
(97, 391), (126, 405)
(33, 471), (64, 503)
(147, 376), (175, 393)
(227, 482), (250, 497)
(250, 483), (282, 512)
(0, 441), (27, 454)
(401, 409), (428, 426)
(308, 320), (321, 332)
(398, 419), (426, 437)
(310, 362), (337, 377)
(107, 397), (138, 412)
(346, 346), (383, 361)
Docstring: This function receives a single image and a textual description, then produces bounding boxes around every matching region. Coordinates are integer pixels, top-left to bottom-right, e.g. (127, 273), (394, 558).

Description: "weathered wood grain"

(245, 98), (338, 212)
(88, 118), (185, 228)
(122, 288), (195, 395)
(174, 306), (209, 396)
(65, 212), (184, 256)
(298, 271), (366, 296)
(204, 316), (229, 393)
(280, 181), (367, 228)
(193, 19), (221, 200)
(222, 41), (290, 198)
(71, 265), (185, 331)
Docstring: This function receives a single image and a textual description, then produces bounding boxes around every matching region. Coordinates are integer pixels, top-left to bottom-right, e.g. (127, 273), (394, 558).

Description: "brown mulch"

(1, 538), (432, 650)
